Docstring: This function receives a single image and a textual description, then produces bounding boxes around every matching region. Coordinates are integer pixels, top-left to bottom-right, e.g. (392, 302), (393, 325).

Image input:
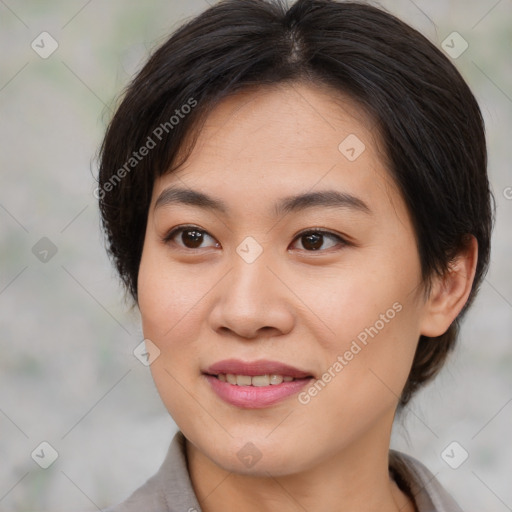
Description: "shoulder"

(389, 450), (464, 512)
(104, 430), (202, 512)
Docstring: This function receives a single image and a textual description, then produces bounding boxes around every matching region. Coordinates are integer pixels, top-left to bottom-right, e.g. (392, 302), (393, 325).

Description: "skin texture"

(137, 82), (477, 512)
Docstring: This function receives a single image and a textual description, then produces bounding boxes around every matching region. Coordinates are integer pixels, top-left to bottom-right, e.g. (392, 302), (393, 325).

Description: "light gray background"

(1, 1), (511, 511)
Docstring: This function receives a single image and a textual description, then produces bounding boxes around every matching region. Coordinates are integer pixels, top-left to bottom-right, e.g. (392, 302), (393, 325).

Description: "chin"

(201, 432), (314, 476)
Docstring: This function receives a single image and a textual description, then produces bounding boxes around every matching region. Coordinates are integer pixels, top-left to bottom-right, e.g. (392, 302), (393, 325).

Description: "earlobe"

(420, 236), (479, 338)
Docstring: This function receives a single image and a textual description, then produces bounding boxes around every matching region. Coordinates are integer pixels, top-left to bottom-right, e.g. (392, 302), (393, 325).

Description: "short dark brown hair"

(97, 0), (494, 406)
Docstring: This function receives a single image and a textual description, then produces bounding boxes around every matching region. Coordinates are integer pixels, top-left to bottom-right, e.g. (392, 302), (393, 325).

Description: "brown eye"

(164, 226), (219, 249)
(291, 229), (346, 251)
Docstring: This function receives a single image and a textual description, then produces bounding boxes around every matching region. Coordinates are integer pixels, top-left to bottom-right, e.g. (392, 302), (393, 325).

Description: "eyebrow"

(154, 186), (372, 217)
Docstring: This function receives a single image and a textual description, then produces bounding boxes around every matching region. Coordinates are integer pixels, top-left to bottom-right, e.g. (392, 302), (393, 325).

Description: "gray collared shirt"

(105, 430), (463, 512)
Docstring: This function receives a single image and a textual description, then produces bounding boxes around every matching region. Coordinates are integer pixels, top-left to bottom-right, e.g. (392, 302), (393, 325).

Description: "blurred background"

(0, 0), (511, 510)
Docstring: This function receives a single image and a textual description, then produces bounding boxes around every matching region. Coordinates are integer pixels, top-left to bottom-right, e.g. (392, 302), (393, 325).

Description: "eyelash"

(162, 224), (349, 253)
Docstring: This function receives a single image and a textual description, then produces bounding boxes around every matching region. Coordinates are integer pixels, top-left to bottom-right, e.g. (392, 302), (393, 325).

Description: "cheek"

(137, 243), (207, 339)
(137, 241), (217, 376)
(296, 304), (421, 446)
(137, 247), (201, 402)
(138, 248), (208, 428)
(302, 256), (423, 408)
(289, 254), (420, 348)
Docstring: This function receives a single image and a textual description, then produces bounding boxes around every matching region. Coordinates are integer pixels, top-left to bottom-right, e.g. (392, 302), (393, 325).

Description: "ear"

(420, 236), (478, 338)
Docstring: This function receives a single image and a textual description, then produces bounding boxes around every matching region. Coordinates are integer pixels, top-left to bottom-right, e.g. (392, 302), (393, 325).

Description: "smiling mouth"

(204, 358), (314, 382)
(203, 362), (315, 408)
(207, 373), (308, 386)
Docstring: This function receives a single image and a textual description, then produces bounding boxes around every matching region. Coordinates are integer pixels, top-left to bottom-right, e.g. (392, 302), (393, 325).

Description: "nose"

(208, 249), (295, 340)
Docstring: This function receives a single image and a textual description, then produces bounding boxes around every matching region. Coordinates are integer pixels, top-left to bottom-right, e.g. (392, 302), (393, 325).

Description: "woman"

(97, 0), (494, 510)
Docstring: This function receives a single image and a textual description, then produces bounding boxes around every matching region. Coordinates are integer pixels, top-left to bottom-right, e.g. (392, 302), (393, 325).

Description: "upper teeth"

(217, 374), (295, 386)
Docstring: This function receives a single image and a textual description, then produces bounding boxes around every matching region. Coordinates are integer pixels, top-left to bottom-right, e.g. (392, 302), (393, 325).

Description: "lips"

(204, 359), (313, 379)
(203, 359), (314, 408)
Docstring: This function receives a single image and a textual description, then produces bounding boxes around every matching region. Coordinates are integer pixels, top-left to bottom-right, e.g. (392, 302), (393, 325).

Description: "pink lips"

(205, 359), (312, 379)
(203, 359), (314, 409)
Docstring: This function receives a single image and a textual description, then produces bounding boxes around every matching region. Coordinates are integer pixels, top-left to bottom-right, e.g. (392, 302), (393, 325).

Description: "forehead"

(152, 82), (402, 219)
(182, 82), (380, 167)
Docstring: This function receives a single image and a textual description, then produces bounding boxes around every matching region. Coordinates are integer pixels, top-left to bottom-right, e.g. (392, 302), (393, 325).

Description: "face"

(137, 82), (429, 476)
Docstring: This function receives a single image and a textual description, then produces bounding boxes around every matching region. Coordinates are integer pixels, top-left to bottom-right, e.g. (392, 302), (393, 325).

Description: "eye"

(290, 229), (347, 252)
(163, 225), (220, 250)
(163, 225), (347, 252)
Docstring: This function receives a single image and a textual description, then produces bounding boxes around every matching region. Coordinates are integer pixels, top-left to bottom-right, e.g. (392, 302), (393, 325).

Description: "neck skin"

(185, 416), (416, 512)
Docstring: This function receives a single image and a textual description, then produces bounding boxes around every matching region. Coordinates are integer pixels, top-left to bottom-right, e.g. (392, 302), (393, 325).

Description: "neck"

(185, 424), (415, 512)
